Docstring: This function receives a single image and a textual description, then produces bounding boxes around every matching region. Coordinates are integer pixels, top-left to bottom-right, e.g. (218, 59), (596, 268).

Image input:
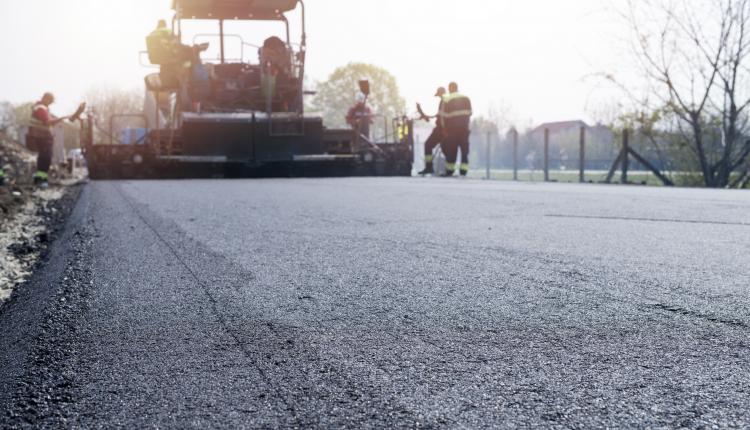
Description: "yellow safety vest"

(439, 93), (473, 133)
(146, 28), (182, 65)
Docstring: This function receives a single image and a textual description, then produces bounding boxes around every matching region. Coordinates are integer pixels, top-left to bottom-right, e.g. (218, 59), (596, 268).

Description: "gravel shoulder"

(0, 184), (82, 303)
(0, 183), (83, 422)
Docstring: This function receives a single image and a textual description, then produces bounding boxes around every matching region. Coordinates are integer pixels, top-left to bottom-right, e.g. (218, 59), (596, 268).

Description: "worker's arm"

(33, 106), (66, 127)
(43, 102), (87, 126)
(416, 103), (435, 122)
(48, 116), (69, 126)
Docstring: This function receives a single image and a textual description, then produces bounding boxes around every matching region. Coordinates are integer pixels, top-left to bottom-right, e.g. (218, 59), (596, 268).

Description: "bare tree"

(625, 0), (750, 187)
(85, 86), (145, 142)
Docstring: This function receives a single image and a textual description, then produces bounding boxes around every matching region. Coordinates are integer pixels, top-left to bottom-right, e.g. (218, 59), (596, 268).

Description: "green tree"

(312, 63), (405, 141)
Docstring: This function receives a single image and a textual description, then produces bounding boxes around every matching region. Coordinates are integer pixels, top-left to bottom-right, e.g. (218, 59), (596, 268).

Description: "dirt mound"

(1, 136), (36, 215)
(0, 137), (35, 182)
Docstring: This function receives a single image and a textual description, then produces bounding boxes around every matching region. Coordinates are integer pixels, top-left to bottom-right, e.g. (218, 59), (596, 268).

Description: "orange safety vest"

(28, 103), (53, 139)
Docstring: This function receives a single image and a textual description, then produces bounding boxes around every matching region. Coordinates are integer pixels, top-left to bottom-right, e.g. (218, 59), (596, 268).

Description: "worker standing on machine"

(146, 20), (208, 88)
(347, 94), (374, 140)
(27, 93), (68, 187)
(439, 82), (473, 177)
(418, 87), (447, 175)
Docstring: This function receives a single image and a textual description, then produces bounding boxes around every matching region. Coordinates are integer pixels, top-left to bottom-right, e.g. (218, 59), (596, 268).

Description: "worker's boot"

(460, 163), (469, 177)
(441, 170), (455, 177)
(33, 171), (49, 188)
(418, 163), (434, 176)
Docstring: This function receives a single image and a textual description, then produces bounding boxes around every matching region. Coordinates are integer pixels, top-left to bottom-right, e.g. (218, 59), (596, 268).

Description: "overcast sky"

(0, 0), (631, 126)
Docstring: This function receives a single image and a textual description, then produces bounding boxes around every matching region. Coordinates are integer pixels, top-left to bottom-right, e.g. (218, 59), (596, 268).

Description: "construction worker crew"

(439, 82), (473, 176)
(28, 93), (68, 187)
(418, 87), (447, 175)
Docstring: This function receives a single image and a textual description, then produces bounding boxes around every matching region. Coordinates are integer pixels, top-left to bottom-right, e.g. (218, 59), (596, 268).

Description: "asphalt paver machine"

(84, 0), (413, 179)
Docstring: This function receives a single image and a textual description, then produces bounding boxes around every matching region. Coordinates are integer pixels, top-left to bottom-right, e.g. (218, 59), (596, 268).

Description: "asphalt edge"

(0, 183), (89, 426)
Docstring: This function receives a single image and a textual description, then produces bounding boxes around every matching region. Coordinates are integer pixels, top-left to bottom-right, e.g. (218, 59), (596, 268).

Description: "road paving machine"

(83, 0), (413, 179)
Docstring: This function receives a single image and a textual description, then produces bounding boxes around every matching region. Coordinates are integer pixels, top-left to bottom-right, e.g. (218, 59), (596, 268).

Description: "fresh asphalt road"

(2, 178), (750, 428)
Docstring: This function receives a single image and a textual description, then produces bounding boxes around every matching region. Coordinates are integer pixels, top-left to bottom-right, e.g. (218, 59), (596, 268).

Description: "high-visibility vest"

(146, 28), (180, 65)
(397, 124), (407, 141)
(28, 103), (52, 139)
(440, 92), (473, 133)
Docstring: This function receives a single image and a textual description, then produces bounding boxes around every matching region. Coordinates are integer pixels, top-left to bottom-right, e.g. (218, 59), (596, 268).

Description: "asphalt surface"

(1, 178), (750, 428)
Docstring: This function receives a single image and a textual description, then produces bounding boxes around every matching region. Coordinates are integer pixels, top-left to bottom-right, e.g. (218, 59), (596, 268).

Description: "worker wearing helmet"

(439, 82), (473, 177)
(27, 93), (68, 187)
(418, 87), (447, 175)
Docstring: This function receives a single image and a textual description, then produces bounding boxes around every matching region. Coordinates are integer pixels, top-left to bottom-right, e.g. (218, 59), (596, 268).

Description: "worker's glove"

(416, 103), (431, 122)
(69, 103), (87, 122)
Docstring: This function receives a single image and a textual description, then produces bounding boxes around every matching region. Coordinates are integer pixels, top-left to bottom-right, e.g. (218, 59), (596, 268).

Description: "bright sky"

(0, 0), (630, 125)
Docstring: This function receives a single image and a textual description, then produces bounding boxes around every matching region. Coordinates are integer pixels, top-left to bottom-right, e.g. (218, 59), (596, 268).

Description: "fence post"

(513, 129), (519, 181)
(415, 135), (421, 171)
(485, 132), (491, 180)
(622, 129), (629, 184)
(544, 128), (550, 182)
(579, 126), (586, 183)
(384, 116), (388, 144)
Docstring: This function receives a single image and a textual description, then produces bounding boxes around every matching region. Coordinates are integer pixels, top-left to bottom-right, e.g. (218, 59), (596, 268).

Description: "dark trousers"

(443, 129), (470, 171)
(356, 120), (371, 140)
(424, 126), (443, 158)
(31, 137), (53, 173)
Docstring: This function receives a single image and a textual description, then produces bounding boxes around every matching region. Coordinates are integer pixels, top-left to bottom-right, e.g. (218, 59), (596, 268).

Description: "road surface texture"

(1, 178), (749, 428)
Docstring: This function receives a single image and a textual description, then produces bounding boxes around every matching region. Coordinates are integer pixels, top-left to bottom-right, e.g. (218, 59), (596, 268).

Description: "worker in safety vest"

(418, 87), (447, 175)
(146, 20), (185, 64)
(396, 116), (410, 143)
(146, 20), (208, 89)
(28, 93), (68, 187)
(439, 82), (473, 176)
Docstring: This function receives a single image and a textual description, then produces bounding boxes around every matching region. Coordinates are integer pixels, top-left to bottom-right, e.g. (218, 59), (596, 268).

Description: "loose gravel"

(0, 188), (65, 303)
